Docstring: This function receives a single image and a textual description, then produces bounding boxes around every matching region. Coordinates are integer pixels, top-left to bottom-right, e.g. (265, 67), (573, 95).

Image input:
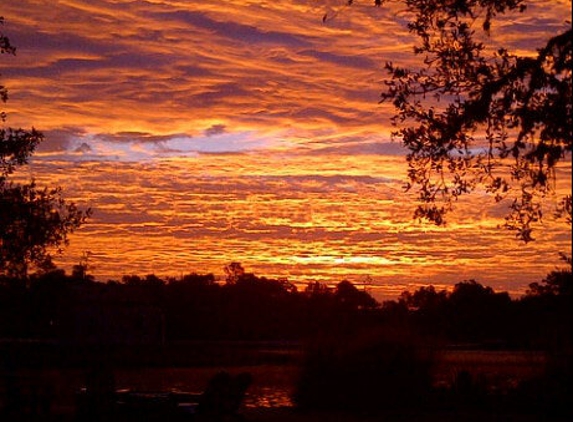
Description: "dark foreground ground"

(19, 406), (570, 422)
(244, 407), (571, 422)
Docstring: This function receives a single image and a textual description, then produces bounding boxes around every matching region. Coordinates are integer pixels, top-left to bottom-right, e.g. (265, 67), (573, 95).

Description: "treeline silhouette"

(382, 274), (571, 350)
(0, 263), (570, 350)
(0, 265), (378, 344)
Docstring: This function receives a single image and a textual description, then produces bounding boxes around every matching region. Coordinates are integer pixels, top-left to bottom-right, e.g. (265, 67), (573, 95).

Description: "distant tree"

(122, 274), (165, 287)
(278, 277), (298, 294)
(224, 261), (245, 284)
(334, 280), (379, 310)
(370, 0), (572, 241)
(526, 267), (572, 297)
(1, 17), (89, 278)
(176, 272), (216, 287)
(447, 280), (512, 341)
(389, 280), (514, 342)
(304, 281), (331, 297)
(399, 285), (447, 311)
(71, 252), (95, 282)
(449, 279), (511, 307)
(518, 262), (572, 354)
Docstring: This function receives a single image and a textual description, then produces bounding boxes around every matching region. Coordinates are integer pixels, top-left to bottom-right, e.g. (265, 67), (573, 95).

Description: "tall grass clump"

(294, 325), (436, 411)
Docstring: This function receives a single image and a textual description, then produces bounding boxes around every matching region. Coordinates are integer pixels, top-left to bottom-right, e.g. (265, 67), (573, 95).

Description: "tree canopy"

(367, 0), (572, 241)
(0, 17), (89, 278)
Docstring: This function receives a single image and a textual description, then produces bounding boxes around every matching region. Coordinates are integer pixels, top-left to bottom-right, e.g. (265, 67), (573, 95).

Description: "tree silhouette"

(0, 17), (89, 278)
(224, 261), (245, 284)
(334, 280), (379, 310)
(375, 0), (571, 241)
(526, 267), (572, 298)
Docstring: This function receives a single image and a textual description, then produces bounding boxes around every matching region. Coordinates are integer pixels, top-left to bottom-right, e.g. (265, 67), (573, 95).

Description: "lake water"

(113, 364), (298, 408)
(110, 350), (546, 407)
(6, 350), (546, 413)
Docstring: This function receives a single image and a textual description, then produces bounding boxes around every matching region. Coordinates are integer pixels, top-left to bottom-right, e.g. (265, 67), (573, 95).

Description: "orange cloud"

(2, 0), (571, 300)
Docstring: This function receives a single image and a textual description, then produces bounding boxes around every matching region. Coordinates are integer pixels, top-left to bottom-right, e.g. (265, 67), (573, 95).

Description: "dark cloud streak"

(153, 9), (312, 48)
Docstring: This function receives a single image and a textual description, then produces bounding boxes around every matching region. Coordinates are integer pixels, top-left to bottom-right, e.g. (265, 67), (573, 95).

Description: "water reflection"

(245, 387), (294, 408)
(113, 365), (299, 409)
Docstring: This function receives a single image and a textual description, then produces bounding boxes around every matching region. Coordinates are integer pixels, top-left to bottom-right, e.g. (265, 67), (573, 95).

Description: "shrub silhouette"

(294, 325), (435, 411)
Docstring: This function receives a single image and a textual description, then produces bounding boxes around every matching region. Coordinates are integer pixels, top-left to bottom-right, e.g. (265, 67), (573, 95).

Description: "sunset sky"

(2, 0), (571, 300)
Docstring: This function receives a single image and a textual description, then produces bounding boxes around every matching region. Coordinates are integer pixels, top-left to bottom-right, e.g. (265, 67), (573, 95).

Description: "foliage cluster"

(339, 0), (572, 241)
